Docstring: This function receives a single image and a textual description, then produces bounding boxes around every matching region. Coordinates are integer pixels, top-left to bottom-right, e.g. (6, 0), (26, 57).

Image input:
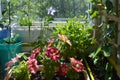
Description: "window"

(1, 0), (89, 21)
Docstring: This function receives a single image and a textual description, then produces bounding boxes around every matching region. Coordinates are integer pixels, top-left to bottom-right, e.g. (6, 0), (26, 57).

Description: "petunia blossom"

(32, 47), (40, 57)
(47, 39), (54, 47)
(27, 58), (39, 74)
(58, 64), (69, 76)
(29, 47), (41, 59)
(69, 58), (84, 72)
(45, 47), (61, 61)
(6, 54), (21, 67)
(58, 34), (72, 46)
(27, 48), (40, 74)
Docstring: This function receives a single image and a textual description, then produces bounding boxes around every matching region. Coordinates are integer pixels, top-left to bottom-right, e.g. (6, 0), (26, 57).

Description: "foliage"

(0, 0), (10, 29)
(17, 15), (32, 26)
(2, 0), (120, 79)
(88, 0), (120, 79)
(52, 18), (95, 56)
(0, 17), (9, 28)
(89, 22), (115, 79)
(12, 61), (31, 80)
(2, 33), (21, 44)
(1, 0), (89, 21)
(36, 18), (95, 79)
(5, 18), (95, 80)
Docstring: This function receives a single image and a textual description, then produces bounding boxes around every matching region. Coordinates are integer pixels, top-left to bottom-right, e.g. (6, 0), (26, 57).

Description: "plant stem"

(8, 1), (11, 43)
(83, 57), (95, 80)
(28, 0), (31, 41)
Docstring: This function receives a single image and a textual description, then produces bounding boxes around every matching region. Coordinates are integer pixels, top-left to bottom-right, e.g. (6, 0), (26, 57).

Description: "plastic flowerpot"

(0, 42), (22, 78)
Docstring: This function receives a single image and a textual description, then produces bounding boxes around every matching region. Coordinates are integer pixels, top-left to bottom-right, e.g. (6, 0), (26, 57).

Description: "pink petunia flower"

(69, 58), (84, 72)
(6, 54), (21, 67)
(32, 47), (41, 55)
(58, 34), (72, 46)
(29, 47), (41, 59)
(27, 58), (39, 74)
(45, 47), (61, 61)
(6, 61), (14, 67)
(47, 39), (54, 47)
(32, 47), (40, 56)
(58, 64), (69, 76)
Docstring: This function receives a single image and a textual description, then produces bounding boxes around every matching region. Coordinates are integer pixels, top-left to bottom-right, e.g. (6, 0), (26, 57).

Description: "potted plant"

(0, 0), (22, 78)
(4, 18), (95, 80)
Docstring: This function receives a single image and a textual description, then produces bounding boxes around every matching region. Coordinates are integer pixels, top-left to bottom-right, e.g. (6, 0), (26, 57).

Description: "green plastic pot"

(0, 42), (22, 78)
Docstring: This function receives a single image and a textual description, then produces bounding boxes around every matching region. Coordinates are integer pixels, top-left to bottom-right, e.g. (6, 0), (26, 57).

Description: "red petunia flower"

(45, 47), (61, 61)
(58, 34), (72, 46)
(27, 58), (39, 74)
(58, 64), (69, 76)
(69, 58), (84, 72)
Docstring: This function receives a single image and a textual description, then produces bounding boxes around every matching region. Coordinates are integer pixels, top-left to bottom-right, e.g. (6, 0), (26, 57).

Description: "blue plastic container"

(0, 42), (22, 78)
(0, 29), (10, 40)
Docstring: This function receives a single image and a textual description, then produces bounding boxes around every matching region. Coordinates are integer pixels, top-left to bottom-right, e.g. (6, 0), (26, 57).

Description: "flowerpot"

(0, 29), (10, 40)
(0, 42), (22, 78)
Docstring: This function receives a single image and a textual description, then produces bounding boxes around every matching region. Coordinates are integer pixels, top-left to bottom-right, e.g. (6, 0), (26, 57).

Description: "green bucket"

(0, 42), (22, 78)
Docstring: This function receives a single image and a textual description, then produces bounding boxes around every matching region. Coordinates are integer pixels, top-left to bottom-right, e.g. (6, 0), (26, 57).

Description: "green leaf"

(18, 53), (28, 60)
(93, 58), (99, 64)
(18, 53), (25, 57)
(91, 11), (99, 18)
(43, 59), (59, 80)
(67, 66), (79, 79)
(89, 52), (95, 58)
(103, 50), (111, 57)
(102, 43), (113, 57)
(89, 47), (101, 58)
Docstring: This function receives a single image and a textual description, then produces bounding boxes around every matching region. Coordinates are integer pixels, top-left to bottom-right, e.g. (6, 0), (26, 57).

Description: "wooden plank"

(101, 11), (120, 23)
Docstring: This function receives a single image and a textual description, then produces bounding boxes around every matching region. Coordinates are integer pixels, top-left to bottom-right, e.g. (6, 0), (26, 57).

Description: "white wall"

(12, 21), (65, 52)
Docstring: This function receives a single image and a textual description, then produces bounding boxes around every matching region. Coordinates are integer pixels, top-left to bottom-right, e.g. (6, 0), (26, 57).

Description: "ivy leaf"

(102, 43), (113, 57)
(93, 58), (99, 64)
(89, 47), (101, 59)
(103, 50), (110, 57)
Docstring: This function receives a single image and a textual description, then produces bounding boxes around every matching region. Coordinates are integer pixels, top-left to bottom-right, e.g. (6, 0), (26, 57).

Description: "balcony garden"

(0, 0), (120, 80)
